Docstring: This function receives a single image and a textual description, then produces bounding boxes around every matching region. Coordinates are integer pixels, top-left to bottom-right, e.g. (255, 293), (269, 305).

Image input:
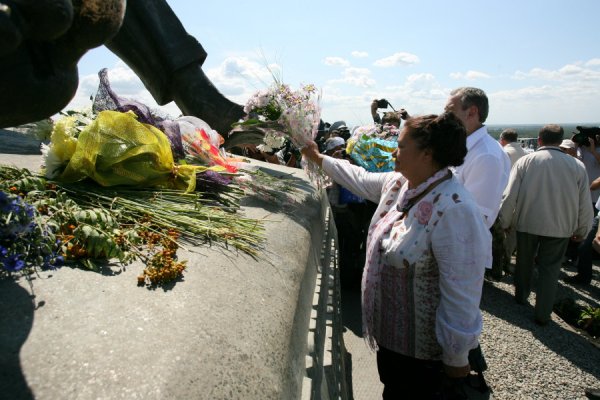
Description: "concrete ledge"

(0, 154), (348, 399)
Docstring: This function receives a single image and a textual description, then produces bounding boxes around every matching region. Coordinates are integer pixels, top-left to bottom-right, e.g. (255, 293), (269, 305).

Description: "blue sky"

(71, 0), (600, 129)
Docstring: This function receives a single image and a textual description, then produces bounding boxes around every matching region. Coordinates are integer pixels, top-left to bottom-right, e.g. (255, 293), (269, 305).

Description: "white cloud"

(208, 56), (279, 85)
(323, 57), (350, 67)
(491, 80), (600, 124)
(321, 73), (449, 125)
(584, 58), (600, 67)
(513, 61), (600, 82)
(406, 73), (437, 86)
(493, 85), (556, 101)
(327, 64), (600, 127)
(328, 67), (376, 88)
(449, 70), (491, 80)
(559, 64), (584, 76)
(351, 51), (368, 58)
(66, 61), (176, 114)
(513, 67), (556, 80)
(101, 62), (155, 95)
(204, 56), (281, 104)
(373, 52), (419, 67)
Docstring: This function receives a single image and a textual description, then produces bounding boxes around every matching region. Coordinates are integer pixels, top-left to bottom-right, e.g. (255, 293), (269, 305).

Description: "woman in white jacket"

(301, 112), (491, 399)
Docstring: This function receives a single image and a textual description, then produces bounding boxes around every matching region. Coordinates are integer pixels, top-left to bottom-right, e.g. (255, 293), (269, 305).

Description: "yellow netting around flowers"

(58, 110), (199, 192)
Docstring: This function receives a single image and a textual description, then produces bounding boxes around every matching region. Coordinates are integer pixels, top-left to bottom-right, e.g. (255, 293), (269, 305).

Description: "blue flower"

(9, 198), (22, 214)
(0, 191), (61, 276)
(25, 204), (35, 219)
(0, 191), (10, 212)
(3, 254), (25, 272)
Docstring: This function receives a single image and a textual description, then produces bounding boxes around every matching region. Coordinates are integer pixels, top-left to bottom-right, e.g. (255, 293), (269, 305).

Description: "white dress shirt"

(453, 126), (511, 228)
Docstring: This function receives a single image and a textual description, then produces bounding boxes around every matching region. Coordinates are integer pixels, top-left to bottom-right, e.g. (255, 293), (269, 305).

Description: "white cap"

(325, 136), (345, 151)
(559, 139), (576, 150)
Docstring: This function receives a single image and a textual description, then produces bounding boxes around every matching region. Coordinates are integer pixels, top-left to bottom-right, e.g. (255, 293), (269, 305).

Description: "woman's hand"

(300, 140), (324, 168)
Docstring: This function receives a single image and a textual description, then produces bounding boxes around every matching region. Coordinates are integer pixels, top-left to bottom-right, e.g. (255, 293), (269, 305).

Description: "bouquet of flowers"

(345, 122), (399, 173)
(239, 81), (324, 185)
(12, 69), (273, 286)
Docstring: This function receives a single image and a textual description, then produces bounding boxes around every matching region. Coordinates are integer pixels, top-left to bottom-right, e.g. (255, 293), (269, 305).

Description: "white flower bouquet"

(239, 81), (324, 185)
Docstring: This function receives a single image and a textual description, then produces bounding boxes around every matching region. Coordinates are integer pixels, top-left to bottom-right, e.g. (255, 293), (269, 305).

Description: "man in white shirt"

(444, 87), (511, 391)
(445, 88), (511, 278)
(445, 88), (511, 229)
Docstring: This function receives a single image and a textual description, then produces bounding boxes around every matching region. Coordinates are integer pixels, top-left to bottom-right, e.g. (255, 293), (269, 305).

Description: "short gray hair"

(450, 87), (489, 123)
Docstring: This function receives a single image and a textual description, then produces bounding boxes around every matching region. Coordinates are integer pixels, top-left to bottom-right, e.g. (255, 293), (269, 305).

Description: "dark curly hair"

(403, 112), (467, 168)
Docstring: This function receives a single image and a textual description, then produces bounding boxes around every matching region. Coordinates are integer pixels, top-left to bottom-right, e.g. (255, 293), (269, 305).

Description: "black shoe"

(534, 318), (549, 326)
(585, 387), (600, 400)
(564, 275), (591, 286)
(515, 297), (527, 305)
(563, 258), (578, 268)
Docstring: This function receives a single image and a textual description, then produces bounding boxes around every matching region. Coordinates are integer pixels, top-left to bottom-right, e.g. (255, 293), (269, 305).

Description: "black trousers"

(377, 346), (466, 400)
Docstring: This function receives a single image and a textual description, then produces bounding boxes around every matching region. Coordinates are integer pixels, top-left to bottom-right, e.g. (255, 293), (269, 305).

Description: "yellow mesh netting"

(59, 110), (199, 192)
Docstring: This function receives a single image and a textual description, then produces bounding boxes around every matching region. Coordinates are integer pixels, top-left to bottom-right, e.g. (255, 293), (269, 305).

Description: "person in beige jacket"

(499, 128), (527, 167)
(499, 124), (593, 325)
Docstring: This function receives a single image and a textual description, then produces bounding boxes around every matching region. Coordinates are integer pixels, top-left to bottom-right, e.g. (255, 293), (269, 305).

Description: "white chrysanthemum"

(263, 133), (286, 150)
(256, 144), (272, 153)
(40, 143), (64, 179)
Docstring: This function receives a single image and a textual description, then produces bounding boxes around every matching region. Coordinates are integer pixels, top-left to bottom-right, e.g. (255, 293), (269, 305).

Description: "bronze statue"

(0, 0), (244, 135)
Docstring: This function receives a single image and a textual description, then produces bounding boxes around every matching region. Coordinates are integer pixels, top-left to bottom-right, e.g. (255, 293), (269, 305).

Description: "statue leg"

(105, 0), (243, 134)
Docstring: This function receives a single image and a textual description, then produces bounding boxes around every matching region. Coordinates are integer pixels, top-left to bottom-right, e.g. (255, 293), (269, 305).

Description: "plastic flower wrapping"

(41, 69), (237, 191)
(345, 123), (399, 173)
(240, 81), (325, 186)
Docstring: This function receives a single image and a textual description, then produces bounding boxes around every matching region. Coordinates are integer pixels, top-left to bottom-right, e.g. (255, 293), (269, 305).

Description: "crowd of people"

(293, 87), (598, 399)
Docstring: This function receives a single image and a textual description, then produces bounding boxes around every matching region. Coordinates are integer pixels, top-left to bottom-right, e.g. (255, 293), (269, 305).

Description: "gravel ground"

(478, 260), (600, 400)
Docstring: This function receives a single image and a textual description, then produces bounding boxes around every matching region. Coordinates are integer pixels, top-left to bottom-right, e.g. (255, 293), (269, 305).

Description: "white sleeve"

(498, 161), (523, 230)
(322, 157), (398, 204)
(576, 167), (594, 238)
(432, 202), (490, 367)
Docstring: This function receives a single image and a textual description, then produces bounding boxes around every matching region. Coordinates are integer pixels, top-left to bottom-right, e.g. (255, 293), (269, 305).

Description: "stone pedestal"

(0, 154), (348, 399)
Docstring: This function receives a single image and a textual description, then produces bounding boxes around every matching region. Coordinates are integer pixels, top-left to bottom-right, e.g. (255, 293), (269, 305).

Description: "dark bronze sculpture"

(0, 0), (244, 135)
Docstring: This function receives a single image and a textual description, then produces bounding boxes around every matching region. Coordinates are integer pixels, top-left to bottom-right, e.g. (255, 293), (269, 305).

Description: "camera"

(572, 126), (600, 147)
(376, 99), (389, 109)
